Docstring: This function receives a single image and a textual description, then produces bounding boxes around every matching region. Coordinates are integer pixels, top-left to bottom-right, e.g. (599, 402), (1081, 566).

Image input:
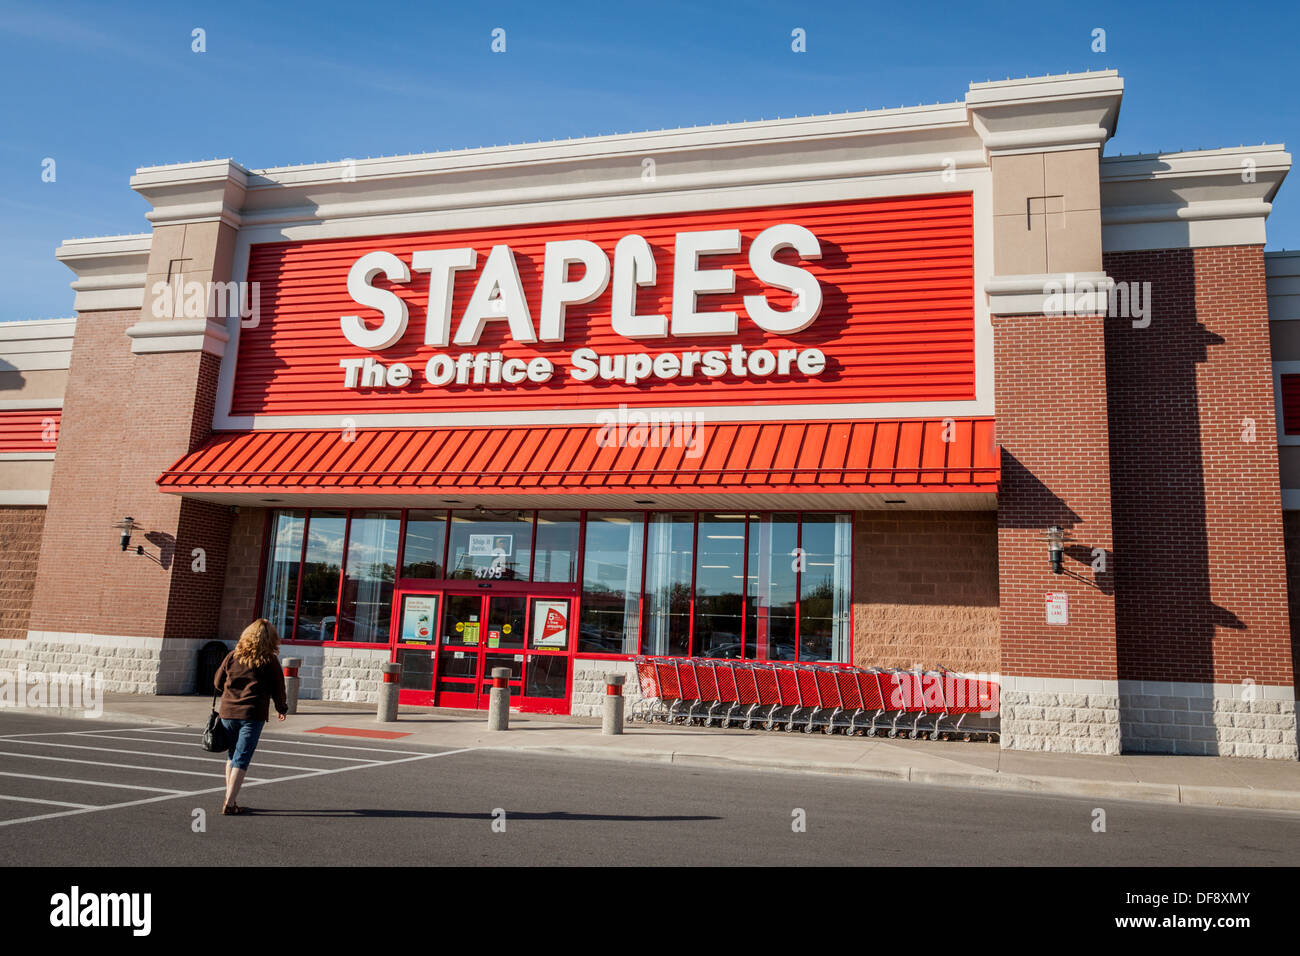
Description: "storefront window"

(578, 513), (643, 654)
(295, 511), (346, 642)
(337, 510), (400, 643)
(533, 511), (581, 583)
(798, 513), (852, 662)
(261, 510), (304, 643)
(643, 512), (693, 657)
(746, 513), (798, 661)
(693, 513), (747, 658)
(401, 510), (447, 578)
(446, 510), (534, 581)
(258, 507), (853, 663)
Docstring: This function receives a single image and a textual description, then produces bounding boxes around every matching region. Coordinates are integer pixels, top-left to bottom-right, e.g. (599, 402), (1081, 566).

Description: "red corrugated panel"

(0, 408), (61, 453)
(158, 417), (999, 495)
(1283, 375), (1300, 435)
(233, 194), (975, 417)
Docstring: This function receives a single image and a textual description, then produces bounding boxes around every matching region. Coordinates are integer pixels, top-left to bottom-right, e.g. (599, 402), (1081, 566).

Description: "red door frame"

(390, 583), (577, 714)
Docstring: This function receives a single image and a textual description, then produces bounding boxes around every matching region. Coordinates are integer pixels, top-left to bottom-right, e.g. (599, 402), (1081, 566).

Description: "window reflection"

(746, 513), (798, 661)
(446, 511), (534, 581)
(401, 510), (447, 578)
(798, 514), (852, 662)
(644, 513), (693, 657)
(693, 513), (746, 658)
(578, 513), (643, 654)
(337, 510), (400, 643)
(295, 511), (346, 642)
(261, 510), (304, 642)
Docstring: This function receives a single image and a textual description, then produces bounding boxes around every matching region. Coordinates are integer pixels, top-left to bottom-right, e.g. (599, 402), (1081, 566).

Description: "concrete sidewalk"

(15, 692), (1300, 813)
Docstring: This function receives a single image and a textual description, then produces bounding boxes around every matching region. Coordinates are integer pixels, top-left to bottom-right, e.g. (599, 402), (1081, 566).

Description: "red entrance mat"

(306, 726), (412, 740)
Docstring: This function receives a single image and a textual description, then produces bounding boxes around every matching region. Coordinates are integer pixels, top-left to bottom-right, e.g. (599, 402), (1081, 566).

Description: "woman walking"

(214, 618), (288, 815)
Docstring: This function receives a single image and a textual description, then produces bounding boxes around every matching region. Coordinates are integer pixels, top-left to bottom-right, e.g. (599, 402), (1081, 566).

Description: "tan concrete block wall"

(218, 506), (265, 643)
(851, 510), (999, 673)
(0, 506), (46, 641)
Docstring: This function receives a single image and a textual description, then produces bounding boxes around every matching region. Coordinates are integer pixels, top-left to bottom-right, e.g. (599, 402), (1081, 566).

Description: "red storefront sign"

(234, 193), (974, 417)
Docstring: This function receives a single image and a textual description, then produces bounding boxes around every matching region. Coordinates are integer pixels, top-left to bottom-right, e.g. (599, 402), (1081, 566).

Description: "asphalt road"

(2, 712), (1298, 866)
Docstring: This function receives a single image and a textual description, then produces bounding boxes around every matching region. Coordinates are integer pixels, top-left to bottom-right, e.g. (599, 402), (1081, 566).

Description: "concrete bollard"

(377, 661), (401, 722)
(487, 667), (511, 731)
(282, 657), (301, 715)
(602, 673), (626, 735)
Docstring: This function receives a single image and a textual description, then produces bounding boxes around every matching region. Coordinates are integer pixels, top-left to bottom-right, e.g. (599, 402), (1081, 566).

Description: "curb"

(3, 707), (182, 727)
(485, 743), (1300, 813)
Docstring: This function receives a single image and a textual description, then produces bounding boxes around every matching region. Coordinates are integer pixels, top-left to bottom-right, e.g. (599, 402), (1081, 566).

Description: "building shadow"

(1104, 249), (1239, 754)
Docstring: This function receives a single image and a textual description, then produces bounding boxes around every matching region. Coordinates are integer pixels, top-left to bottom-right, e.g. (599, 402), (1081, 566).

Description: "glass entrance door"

(393, 588), (574, 713)
(476, 595), (526, 708)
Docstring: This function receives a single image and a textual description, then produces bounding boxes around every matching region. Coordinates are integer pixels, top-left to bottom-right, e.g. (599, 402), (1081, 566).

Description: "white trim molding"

(125, 318), (229, 356)
(986, 272), (1115, 317)
(1100, 145), (1291, 252)
(0, 491), (48, 505)
(54, 235), (151, 313)
(0, 317), (76, 371)
(0, 398), (63, 411)
(0, 452), (54, 462)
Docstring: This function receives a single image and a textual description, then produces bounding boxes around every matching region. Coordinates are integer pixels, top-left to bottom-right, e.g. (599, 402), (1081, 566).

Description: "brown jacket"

(214, 651), (288, 721)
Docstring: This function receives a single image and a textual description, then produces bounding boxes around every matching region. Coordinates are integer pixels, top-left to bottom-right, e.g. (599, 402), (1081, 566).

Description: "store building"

(1, 70), (1297, 758)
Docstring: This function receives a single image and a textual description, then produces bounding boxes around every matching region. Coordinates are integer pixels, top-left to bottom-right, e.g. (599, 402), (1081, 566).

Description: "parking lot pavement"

(0, 713), (468, 830)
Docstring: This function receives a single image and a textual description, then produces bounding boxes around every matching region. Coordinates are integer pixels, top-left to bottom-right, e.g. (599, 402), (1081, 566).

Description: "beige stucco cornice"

(130, 158), (249, 228)
(1100, 145), (1290, 250)
(966, 71), (1124, 157)
(54, 234), (152, 312)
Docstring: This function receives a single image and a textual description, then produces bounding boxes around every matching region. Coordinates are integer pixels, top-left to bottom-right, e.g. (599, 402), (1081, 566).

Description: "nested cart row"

(629, 656), (999, 742)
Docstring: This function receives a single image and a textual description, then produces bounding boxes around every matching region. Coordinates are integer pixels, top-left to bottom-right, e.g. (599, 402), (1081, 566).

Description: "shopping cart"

(628, 655), (999, 742)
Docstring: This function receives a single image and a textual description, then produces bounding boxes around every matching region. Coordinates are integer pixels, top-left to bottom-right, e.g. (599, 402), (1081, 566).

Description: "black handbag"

(201, 690), (228, 753)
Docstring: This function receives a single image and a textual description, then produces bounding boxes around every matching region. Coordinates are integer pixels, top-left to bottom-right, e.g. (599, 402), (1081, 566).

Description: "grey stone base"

(1120, 680), (1298, 759)
(1000, 687), (1122, 755)
(4, 633), (393, 706)
(15, 631), (213, 695)
(569, 658), (643, 718)
(289, 644), (390, 704)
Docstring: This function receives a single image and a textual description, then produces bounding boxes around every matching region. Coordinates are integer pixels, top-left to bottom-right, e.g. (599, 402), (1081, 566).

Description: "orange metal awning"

(158, 418), (999, 500)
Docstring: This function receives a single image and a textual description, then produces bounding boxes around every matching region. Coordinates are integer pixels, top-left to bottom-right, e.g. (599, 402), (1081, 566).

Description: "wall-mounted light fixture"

(113, 516), (143, 555)
(1044, 525), (1067, 574)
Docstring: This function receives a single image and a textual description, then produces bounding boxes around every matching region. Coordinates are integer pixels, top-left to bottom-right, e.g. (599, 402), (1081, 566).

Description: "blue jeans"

(221, 718), (265, 770)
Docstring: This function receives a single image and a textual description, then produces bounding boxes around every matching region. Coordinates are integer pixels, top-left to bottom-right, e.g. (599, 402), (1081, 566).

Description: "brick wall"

(994, 312), (1118, 681)
(1104, 246), (1294, 687)
(218, 506), (266, 643)
(27, 311), (233, 644)
(0, 506), (46, 641)
(852, 510), (998, 673)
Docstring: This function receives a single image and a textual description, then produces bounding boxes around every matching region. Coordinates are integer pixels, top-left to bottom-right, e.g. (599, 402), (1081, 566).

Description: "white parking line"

(74, 733), (384, 763)
(0, 750), (249, 779)
(0, 770), (183, 794)
(0, 747), (477, 828)
(0, 739), (330, 772)
(0, 793), (96, 809)
(127, 727), (432, 756)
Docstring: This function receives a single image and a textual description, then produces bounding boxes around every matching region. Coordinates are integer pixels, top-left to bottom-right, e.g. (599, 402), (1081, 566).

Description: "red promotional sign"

(234, 193), (974, 417)
(542, 606), (567, 641)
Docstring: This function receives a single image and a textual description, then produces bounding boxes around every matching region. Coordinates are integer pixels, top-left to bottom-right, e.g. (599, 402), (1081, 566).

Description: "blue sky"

(2, 0), (1297, 321)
